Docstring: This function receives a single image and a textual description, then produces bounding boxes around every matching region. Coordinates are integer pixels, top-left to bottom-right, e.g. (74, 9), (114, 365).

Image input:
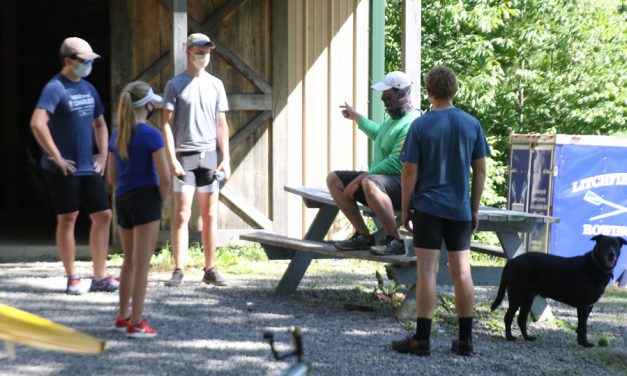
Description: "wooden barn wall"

(272, 0), (370, 238)
(111, 0), (271, 241)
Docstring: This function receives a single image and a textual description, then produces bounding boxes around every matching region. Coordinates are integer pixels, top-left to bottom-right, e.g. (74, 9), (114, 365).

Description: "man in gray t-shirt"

(162, 33), (231, 287)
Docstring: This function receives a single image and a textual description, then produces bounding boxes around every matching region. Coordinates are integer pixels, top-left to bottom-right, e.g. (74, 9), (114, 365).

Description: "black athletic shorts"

(333, 170), (402, 210)
(412, 210), (472, 251)
(43, 170), (111, 215)
(115, 185), (162, 229)
(175, 150), (218, 187)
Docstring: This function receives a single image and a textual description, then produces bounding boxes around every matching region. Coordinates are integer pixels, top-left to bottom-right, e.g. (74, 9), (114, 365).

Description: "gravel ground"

(0, 260), (625, 376)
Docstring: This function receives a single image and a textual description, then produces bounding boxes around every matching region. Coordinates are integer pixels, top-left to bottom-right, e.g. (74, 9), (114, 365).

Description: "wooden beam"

(230, 110), (272, 150)
(219, 187), (273, 230)
(133, 52), (169, 84)
(227, 94), (272, 111)
(172, 0), (187, 76)
(187, 1), (272, 94)
(210, 38), (273, 94)
(203, 0), (247, 35)
(402, 0), (421, 106)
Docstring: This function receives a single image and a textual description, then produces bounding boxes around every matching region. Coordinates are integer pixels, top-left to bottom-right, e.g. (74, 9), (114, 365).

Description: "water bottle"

(214, 171), (225, 182)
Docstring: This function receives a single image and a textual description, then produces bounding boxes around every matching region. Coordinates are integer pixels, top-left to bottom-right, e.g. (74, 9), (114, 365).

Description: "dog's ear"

(619, 237), (627, 246)
(591, 235), (602, 242)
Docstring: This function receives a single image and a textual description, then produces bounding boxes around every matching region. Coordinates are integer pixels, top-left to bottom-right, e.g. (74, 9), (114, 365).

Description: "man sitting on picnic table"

(327, 71), (421, 256)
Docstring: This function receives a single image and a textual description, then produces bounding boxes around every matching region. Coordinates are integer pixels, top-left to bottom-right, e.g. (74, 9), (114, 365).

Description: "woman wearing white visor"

(107, 81), (171, 338)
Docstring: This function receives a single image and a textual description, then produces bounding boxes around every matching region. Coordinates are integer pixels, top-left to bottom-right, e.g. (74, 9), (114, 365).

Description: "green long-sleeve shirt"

(358, 110), (421, 175)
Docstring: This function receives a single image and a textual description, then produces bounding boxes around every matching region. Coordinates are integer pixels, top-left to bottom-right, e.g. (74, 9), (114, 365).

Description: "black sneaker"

(370, 237), (405, 256)
(391, 336), (431, 356)
(202, 267), (226, 286)
(165, 268), (184, 287)
(334, 233), (375, 251)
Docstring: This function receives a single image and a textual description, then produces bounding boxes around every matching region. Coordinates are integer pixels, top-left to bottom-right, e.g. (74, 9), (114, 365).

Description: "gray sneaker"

(334, 233), (375, 251)
(202, 268), (226, 286)
(165, 268), (184, 287)
(370, 238), (406, 256)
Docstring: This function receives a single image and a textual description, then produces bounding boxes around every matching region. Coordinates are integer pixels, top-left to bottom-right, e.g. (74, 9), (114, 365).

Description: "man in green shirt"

(327, 71), (421, 255)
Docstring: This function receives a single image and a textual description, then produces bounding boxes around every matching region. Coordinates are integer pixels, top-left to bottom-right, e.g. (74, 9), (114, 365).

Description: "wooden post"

(172, 0), (187, 75)
(402, 0), (421, 107)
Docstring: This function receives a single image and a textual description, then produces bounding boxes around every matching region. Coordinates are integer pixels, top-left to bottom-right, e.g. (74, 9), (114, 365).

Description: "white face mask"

(193, 53), (210, 70)
(73, 62), (92, 78)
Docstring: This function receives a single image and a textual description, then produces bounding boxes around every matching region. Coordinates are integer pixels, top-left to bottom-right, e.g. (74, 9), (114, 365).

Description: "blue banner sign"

(550, 144), (627, 282)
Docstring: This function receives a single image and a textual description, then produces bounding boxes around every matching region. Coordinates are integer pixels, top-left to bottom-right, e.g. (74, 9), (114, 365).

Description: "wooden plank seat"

(240, 231), (415, 265)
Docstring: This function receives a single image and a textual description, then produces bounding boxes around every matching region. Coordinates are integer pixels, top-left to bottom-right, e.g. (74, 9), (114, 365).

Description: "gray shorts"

(173, 150), (219, 194)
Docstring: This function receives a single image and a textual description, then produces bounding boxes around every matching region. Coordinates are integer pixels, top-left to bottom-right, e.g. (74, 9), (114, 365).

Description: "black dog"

(491, 235), (626, 347)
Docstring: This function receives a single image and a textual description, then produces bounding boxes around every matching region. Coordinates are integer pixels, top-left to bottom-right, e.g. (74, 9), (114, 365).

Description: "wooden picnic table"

(242, 185), (560, 320)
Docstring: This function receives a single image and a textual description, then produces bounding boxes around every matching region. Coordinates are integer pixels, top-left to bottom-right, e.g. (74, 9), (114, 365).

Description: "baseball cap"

(186, 33), (215, 48)
(60, 37), (101, 60)
(371, 71), (412, 91)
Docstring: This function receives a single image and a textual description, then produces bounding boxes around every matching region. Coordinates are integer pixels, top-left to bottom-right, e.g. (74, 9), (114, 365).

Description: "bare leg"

(361, 177), (399, 238)
(326, 172), (369, 235)
(56, 211), (79, 277)
(198, 191), (219, 269)
(89, 209), (112, 280)
(130, 220), (160, 323)
(118, 226), (134, 318)
(172, 191), (194, 271)
(447, 250), (474, 317)
(415, 248), (441, 318)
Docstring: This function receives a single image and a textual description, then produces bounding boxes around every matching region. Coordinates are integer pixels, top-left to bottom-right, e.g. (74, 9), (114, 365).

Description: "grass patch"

(588, 348), (627, 375)
(108, 242), (267, 274)
(600, 286), (627, 308)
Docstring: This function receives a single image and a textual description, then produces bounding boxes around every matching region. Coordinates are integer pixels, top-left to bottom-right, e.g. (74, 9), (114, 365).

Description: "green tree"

(385, 0), (627, 204)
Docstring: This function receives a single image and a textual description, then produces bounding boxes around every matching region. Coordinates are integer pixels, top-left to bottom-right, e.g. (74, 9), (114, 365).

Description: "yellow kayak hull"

(0, 303), (105, 354)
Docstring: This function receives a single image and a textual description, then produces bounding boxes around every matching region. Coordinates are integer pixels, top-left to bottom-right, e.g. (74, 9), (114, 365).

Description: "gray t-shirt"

(164, 71), (229, 152)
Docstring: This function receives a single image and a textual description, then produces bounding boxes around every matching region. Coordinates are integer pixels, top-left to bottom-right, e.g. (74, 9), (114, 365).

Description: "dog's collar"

(591, 251), (614, 274)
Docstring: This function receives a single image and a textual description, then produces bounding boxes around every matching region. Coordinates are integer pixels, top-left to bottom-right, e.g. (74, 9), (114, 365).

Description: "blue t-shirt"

(109, 123), (165, 196)
(400, 107), (491, 220)
(36, 73), (105, 175)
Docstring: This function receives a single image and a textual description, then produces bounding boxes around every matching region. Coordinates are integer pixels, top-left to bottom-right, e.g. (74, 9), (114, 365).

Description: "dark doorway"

(0, 0), (110, 256)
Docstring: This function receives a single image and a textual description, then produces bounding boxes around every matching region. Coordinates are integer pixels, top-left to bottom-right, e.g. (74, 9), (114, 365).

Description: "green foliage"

(373, 269), (401, 296)
(385, 0), (627, 202)
(109, 242), (267, 273)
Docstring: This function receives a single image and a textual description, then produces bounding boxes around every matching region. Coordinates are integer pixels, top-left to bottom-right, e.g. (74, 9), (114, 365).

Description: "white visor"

(132, 89), (163, 108)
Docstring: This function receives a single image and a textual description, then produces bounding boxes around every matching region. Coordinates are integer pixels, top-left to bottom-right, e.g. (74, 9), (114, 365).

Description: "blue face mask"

(73, 62), (92, 78)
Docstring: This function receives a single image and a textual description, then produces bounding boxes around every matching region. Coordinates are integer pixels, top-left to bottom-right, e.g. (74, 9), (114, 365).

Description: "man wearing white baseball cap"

(30, 37), (118, 294)
(162, 33), (231, 287)
(328, 71), (421, 256)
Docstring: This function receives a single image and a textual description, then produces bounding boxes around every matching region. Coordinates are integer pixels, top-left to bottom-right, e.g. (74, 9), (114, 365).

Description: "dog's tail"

(491, 262), (509, 311)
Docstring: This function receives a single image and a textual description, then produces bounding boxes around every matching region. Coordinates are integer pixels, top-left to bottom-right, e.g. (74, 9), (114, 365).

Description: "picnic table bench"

(240, 186), (559, 320)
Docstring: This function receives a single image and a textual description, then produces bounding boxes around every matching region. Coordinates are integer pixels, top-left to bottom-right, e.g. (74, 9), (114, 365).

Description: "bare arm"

(153, 148), (171, 201)
(162, 109), (184, 176)
(401, 162), (418, 232)
(106, 154), (117, 188)
(30, 108), (75, 175)
(215, 111), (231, 181)
(92, 114), (108, 175)
(470, 157), (487, 232)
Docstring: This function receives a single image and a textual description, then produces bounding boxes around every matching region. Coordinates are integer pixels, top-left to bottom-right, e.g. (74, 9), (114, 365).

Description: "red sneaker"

(113, 315), (130, 332)
(127, 319), (157, 338)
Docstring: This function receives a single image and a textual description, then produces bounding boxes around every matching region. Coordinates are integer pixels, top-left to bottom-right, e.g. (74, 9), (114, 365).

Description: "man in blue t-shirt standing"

(391, 66), (490, 357)
(30, 37), (118, 295)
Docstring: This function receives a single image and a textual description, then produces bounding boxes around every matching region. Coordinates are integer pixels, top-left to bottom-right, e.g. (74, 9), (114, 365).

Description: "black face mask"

(146, 104), (155, 120)
(381, 87), (414, 119)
